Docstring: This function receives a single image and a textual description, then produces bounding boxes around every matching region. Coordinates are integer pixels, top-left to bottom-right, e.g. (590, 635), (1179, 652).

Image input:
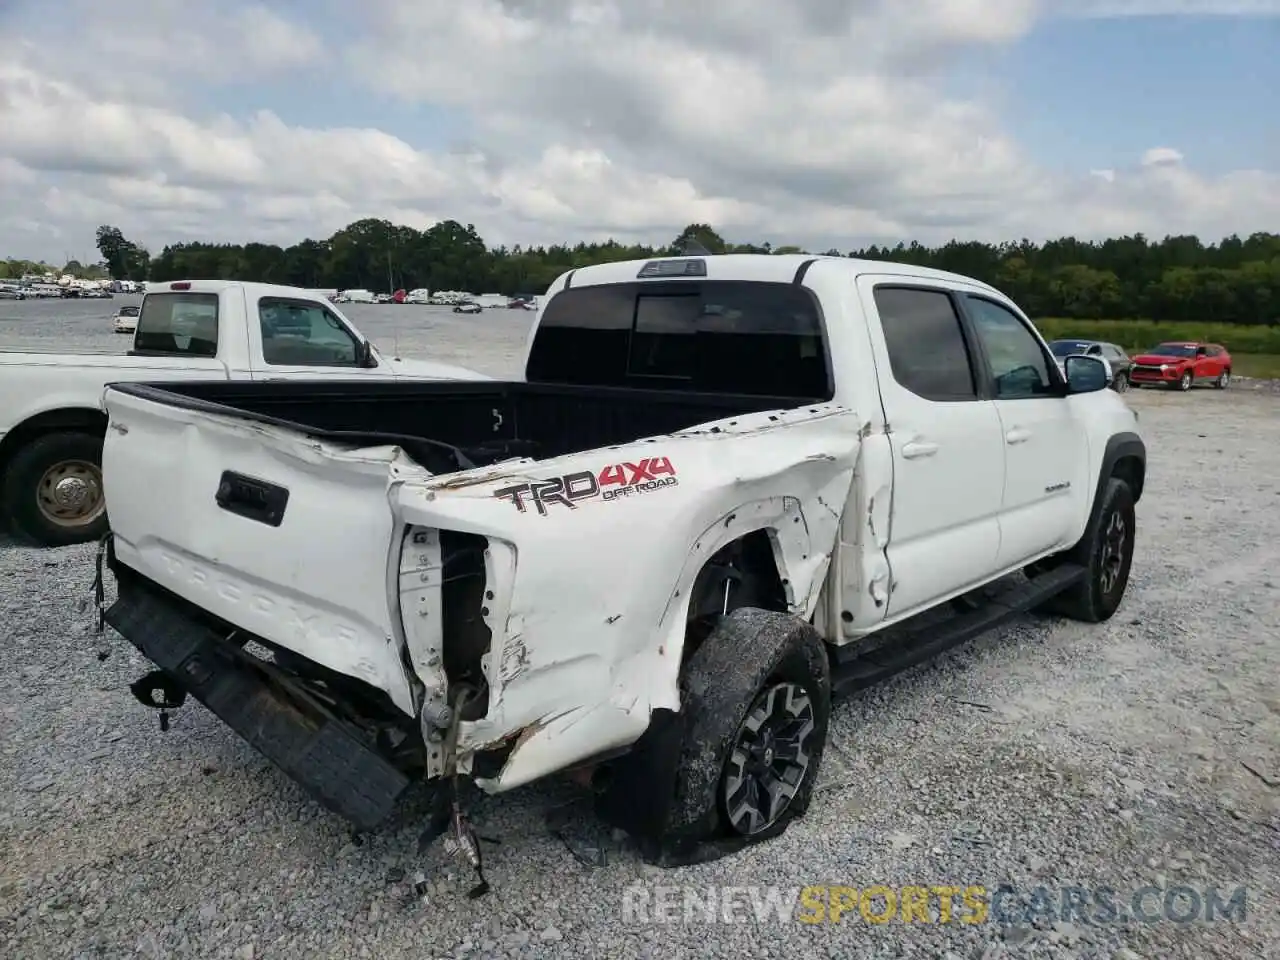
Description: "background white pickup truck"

(0, 280), (484, 547)
(98, 254), (1145, 867)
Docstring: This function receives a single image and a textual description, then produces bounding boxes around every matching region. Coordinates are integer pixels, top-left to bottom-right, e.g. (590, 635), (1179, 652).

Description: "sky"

(1, 0), (1278, 264)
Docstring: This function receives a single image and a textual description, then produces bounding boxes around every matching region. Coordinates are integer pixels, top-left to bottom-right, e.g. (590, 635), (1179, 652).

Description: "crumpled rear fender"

(393, 404), (863, 790)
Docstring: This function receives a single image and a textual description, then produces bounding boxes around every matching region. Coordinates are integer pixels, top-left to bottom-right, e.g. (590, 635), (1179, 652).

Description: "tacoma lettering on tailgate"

(493, 456), (678, 515)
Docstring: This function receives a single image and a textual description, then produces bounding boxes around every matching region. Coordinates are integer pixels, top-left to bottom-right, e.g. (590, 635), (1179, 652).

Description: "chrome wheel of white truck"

(2, 431), (108, 546)
(38, 459), (106, 528)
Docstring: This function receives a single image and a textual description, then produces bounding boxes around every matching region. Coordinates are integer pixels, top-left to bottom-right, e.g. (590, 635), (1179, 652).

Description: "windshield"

(118, 306), (140, 316)
(1049, 340), (1090, 358)
(1149, 342), (1197, 358)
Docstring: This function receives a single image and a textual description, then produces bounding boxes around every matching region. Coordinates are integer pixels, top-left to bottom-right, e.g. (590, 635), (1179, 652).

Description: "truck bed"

(108, 379), (823, 472)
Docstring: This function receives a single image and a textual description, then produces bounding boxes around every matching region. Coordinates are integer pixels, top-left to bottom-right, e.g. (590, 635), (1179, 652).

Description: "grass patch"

(1229, 354), (1280, 379)
(1034, 318), (1280, 356)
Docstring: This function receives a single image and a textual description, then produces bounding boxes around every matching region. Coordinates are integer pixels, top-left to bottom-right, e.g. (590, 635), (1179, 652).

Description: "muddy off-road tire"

(1041, 477), (1136, 623)
(2, 431), (108, 547)
(666, 608), (831, 848)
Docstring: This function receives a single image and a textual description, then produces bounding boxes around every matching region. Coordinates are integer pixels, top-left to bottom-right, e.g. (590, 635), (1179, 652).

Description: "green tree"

(56, 220), (1280, 327)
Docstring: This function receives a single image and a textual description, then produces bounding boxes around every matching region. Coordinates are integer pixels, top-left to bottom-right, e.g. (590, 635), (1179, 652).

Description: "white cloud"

(11, 0), (325, 92)
(0, 0), (1278, 264)
(1141, 147), (1185, 166)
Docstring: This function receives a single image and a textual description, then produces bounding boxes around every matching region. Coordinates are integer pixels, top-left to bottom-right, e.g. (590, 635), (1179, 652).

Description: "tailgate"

(101, 384), (418, 715)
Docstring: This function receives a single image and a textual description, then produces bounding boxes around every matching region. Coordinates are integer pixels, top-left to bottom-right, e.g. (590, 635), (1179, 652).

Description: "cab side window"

(259, 299), (362, 366)
(964, 296), (1055, 399)
(873, 286), (978, 401)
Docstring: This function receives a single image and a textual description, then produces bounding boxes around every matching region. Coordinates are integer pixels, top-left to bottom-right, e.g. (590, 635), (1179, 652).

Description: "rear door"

(1212, 345), (1231, 376)
(856, 278), (1006, 619)
(1199, 345), (1225, 380)
(1101, 343), (1129, 377)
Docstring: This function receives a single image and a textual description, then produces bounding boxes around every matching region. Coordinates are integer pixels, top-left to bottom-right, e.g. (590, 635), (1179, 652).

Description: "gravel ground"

(3, 298), (1279, 959)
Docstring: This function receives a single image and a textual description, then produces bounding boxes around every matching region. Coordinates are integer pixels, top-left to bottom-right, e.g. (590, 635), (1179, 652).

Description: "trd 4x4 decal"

(494, 457), (678, 515)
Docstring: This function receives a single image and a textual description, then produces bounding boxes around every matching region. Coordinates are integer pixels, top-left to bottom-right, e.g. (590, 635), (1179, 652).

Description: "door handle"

(902, 440), (938, 459)
(1005, 427), (1031, 445)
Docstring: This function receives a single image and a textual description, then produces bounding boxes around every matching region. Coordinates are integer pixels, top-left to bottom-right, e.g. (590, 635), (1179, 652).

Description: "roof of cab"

(562, 253), (1001, 293)
(148, 280), (332, 300)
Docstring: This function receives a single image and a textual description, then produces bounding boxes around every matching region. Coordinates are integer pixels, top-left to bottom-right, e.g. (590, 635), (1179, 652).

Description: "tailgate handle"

(215, 471), (289, 527)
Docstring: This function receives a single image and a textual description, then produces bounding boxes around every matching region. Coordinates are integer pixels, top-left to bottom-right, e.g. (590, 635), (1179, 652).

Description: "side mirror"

(1064, 355), (1110, 394)
(360, 340), (378, 367)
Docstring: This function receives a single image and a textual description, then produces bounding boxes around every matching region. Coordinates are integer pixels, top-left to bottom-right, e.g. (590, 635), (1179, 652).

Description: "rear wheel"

(1, 431), (108, 547)
(1112, 370), (1129, 392)
(1215, 369), (1230, 389)
(668, 608), (830, 845)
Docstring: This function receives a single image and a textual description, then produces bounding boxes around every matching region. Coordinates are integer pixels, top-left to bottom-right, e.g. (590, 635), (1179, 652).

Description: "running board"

(830, 563), (1087, 695)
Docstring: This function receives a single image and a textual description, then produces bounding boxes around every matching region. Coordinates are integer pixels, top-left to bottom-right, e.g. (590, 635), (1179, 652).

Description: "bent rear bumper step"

(105, 572), (412, 830)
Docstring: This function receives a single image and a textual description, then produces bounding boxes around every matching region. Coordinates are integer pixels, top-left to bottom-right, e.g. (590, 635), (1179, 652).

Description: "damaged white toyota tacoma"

(95, 253), (1145, 880)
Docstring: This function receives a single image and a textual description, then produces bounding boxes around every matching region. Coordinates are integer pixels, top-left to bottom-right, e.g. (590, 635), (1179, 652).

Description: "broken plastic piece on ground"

(545, 798), (609, 867)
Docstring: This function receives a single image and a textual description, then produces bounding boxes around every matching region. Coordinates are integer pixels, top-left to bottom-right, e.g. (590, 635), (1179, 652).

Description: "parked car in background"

(0, 280), (487, 547)
(1128, 341), (1231, 391)
(112, 304), (141, 333)
(1048, 340), (1132, 392)
(453, 301), (483, 314)
(0, 284), (27, 300)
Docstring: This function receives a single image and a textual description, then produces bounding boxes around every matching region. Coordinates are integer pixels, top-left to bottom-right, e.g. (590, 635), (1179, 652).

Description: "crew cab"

(1129, 341), (1231, 391)
(96, 255), (1145, 867)
(0, 281), (485, 547)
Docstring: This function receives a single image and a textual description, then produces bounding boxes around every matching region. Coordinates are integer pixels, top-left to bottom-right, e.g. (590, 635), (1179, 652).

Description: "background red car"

(1128, 341), (1232, 391)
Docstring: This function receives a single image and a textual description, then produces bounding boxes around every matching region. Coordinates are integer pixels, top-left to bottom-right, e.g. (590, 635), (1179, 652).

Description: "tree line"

(68, 220), (1277, 326)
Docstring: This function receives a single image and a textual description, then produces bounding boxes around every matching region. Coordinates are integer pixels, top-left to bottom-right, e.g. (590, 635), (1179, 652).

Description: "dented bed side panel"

(387, 404), (865, 790)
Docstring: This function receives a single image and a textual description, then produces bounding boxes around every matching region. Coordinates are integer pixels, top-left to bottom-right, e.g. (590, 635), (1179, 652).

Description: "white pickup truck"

(0, 281), (484, 547)
(97, 254), (1145, 872)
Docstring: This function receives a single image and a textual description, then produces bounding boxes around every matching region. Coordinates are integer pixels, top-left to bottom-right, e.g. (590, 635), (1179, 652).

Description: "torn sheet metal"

(394, 403), (864, 791)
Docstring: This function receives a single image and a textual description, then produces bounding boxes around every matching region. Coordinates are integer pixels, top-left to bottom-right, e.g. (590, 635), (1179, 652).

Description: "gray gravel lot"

(2, 297), (1279, 959)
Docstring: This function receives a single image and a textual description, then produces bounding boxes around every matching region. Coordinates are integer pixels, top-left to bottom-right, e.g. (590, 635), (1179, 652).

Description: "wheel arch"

(1090, 432), (1146, 527)
(670, 496), (829, 677)
(0, 407), (107, 477)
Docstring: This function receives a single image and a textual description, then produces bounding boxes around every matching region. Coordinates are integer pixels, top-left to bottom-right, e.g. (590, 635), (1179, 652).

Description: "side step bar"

(104, 572), (412, 830)
(830, 563), (1087, 695)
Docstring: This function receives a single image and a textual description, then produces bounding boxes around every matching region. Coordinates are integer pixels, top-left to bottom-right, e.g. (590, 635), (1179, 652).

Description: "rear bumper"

(105, 564), (412, 830)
